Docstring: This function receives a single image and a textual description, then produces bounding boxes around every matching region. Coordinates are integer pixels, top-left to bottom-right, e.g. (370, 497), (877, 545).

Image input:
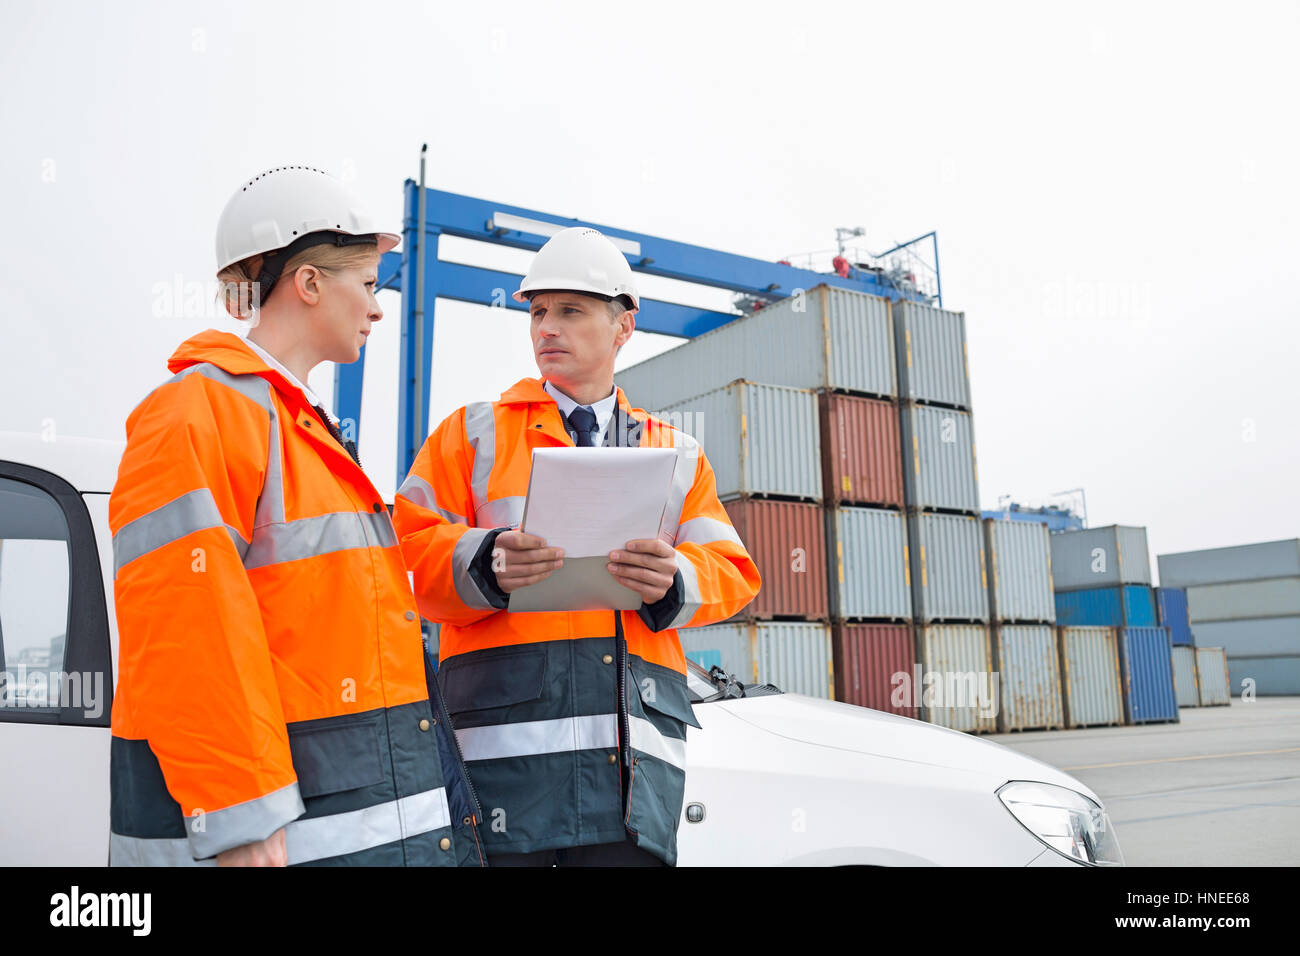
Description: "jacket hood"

(167, 329), (309, 411)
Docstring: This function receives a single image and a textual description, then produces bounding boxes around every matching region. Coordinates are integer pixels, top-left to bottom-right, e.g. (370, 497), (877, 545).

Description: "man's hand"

(493, 530), (565, 594)
(608, 538), (677, 604)
(217, 827), (287, 867)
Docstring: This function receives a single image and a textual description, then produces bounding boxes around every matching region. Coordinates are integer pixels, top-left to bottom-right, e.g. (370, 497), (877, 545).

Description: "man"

(393, 226), (761, 866)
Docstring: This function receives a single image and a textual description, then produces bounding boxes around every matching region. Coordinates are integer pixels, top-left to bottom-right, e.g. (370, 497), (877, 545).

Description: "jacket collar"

(167, 329), (317, 415)
(499, 376), (647, 447)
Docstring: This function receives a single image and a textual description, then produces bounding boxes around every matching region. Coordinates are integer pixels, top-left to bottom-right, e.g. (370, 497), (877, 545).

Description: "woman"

(108, 166), (483, 866)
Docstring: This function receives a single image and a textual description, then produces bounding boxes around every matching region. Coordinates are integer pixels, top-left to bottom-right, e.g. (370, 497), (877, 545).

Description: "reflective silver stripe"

(452, 526), (497, 609)
(675, 515), (743, 548)
(464, 402), (496, 514)
(455, 714), (618, 762)
(185, 781), (305, 859)
(396, 474), (466, 525)
(668, 549), (703, 629)
(477, 495), (525, 529)
(112, 488), (249, 578)
(244, 511), (397, 570)
(164, 363), (286, 527)
(110, 787), (450, 866)
(659, 433), (700, 534)
(284, 787), (450, 865)
(629, 715), (687, 771)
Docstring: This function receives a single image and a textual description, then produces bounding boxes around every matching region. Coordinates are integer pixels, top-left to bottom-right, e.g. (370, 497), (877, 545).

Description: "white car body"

(0, 434), (1110, 866)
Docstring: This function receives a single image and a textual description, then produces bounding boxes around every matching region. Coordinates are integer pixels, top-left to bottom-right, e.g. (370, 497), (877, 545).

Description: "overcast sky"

(2, 0), (1296, 577)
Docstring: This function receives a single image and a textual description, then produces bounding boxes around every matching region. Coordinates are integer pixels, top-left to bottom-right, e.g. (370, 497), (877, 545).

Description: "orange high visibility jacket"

(108, 330), (483, 866)
(393, 377), (761, 864)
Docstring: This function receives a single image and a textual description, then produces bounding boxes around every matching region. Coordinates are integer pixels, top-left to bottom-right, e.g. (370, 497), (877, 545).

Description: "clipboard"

(506, 446), (679, 612)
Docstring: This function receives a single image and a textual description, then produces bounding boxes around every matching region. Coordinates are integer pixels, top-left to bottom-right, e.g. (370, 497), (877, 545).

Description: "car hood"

(715, 693), (1100, 803)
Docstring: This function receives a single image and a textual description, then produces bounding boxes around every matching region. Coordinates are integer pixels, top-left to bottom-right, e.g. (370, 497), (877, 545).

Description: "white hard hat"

(215, 165), (400, 299)
(514, 226), (640, 310)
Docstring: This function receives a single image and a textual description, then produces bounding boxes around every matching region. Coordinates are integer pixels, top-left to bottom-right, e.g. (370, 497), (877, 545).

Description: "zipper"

(615, 610), (635, 829)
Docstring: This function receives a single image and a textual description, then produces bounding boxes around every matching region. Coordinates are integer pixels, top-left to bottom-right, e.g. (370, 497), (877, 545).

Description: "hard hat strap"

(255, 230), (379, 304)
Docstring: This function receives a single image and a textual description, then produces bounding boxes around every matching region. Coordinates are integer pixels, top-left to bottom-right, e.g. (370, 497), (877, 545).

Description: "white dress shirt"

(543, 379), (617, 447)
(243, 336), (338, 424)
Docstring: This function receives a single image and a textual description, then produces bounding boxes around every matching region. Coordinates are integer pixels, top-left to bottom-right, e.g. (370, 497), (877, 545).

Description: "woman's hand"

(216, 827), (287, 866)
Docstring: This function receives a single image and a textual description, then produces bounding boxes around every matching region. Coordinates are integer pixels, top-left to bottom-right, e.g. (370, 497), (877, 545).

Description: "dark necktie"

(313, 403), (361, 467)
(566, 405), (598, 447)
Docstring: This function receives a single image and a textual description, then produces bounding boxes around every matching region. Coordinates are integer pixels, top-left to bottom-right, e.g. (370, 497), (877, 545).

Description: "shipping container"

(1155, 586), (1193, 645)
(916, 624), (997, 733)
(992, 625), (1064, 732)
(898, 403), (980, 513)
(1171, 645), (1201, 707)
(909, 513), (989, 623)
(983, 518), (1056, 623)
(1050, 525), (1151, 591)
(1185, 577), (1300, 623)
(1054, 585), (1156, 628)
(615, 283), (896, 410)
(1119, 627), (1179, 724)
(1226, 655), (1300, 696)
(677, 621), (833, 698)
(826, 506), (912, 621)
(1194, 647), (1231, 706)
(660, 381), (821, 502)
(1187, 616), (1300, 658)
(891, 299), (972, 409)
(817, 392), (904, 508)
(1157, 539), (1300, 589)
(722, 499), (828, 620)
(831, 623), (916, 716)
(1057, 626), (1126, 728)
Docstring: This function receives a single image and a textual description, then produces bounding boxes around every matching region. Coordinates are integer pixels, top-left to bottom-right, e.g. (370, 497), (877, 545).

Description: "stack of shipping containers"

(1157, 539), (1300, 697)
(892, 300), (993, 733)
(1050, 527), (1178, 724)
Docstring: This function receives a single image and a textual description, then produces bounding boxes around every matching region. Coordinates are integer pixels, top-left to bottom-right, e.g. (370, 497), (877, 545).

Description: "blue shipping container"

(1155, 587), (1193, 646)
(1119, 627), (1179, 723)
(686, 649), (723, 671)
(1055, 585), (1156, 628)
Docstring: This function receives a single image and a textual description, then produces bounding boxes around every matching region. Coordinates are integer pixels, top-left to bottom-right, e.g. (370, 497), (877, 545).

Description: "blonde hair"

(218, 241), (380, 320)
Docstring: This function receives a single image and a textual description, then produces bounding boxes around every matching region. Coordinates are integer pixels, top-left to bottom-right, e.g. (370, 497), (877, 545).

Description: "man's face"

(529, 291), (632, 387)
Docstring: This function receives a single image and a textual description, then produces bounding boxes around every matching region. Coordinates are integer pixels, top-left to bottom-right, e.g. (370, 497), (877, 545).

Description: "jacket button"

(608, 753), (617, 765)
(419, 719), (430, 731)
(462, 816), (472, 826)
(372, 502), (383, 513)
(303, 419), (312, 428)
(602, 654), (613, 664)
(439, 837), (451, 851)
(405, 610), (416, 621)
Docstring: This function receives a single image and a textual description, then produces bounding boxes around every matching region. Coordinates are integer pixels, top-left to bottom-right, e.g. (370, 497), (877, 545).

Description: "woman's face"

(315, 253), (383, 364)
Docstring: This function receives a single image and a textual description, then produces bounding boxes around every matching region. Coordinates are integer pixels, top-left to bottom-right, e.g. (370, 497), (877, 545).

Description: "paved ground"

(988, 697), (1300, 865)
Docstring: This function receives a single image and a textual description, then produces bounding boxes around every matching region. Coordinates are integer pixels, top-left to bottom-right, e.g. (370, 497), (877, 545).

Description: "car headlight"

(997, 781), (1125, 866)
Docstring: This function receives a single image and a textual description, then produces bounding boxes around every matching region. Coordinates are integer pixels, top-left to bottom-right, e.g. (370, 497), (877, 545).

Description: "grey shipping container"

(1057, 626), (1126, 728)
(1049, 525), (1151, 592)
(909, 513), (989, 623)
(1188, 616), (1300, 658)
(983, 518), (1056, 623)
(1171, 645), (1201, 707)
(1226, 655), (1300, 696)
(659, 381), (821, 501)
(678, 621), (833, 698)
(1185, 577), (1300, 622)
(615, 283), (896, 410)
(898, 403), (980, 513)
(916, 624), (997, 733)
(992, 625), (1064, 732)
(1157, 538), (1300, 589)
(891, 299), (972, 409)
(827, 506), (912, 621)
(1194, 647), (1231, 706)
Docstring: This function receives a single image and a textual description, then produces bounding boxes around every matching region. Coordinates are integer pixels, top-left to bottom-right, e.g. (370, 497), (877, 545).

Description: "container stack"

(982, 518), (1063, 732)
(617, 284), (906, 700)
(1050, 526), (1178, 725)
(891, 300), (993, 733)
(1157, 538), (1300, 697)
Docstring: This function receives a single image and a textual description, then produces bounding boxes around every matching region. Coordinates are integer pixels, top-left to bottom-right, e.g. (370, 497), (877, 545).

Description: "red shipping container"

(832, 623), (917, 716)
(722, 498), (828, 620)
(818, 392), (905, 508)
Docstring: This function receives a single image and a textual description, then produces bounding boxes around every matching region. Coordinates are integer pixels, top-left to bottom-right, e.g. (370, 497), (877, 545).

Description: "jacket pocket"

(628, 659), (702, 729)
(439, 645), (547, 714)
(287, 716), (387, 799)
